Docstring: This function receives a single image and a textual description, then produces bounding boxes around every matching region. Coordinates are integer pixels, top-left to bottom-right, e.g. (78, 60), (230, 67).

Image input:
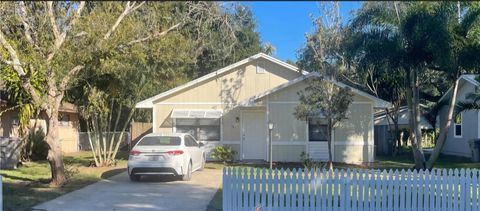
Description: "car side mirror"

(199, 142), (204, 147)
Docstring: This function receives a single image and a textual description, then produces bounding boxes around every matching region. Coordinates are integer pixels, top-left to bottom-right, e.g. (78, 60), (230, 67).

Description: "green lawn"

(1, 151), (128, 211)
(205, 154), (480, 210)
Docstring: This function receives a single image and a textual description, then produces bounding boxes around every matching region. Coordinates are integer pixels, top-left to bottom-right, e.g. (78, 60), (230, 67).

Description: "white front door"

(242, 111), (267, 160)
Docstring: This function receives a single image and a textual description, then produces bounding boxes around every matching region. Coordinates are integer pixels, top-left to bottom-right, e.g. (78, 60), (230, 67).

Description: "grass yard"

(1, 151), (128, 211)
(205, 153), (480, 210)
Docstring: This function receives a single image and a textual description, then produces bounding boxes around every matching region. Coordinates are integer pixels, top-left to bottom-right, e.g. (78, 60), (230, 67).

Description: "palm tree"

(346, 2), (480, 169)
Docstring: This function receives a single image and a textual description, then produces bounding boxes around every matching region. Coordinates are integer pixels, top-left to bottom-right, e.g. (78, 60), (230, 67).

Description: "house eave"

(135, 53), (307, 108)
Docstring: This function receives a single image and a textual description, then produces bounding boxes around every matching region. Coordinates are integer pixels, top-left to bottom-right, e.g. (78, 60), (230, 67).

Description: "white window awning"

(170, 109), (223, 119)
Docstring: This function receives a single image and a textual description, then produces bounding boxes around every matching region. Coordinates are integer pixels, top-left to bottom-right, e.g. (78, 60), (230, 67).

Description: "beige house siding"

(265, 81), (374, 163)
(334, 145), (375, 163)
(154, 58), (301, 104)
(334, 103), (373, 145)
(272, 145), (305, 162)
(269, 103), (307, 142)
(145, 55), (379, 163)
(58, 113), (80, 153)
(1, 109), (19, 138)
(0, 108), (79, 153)
(152, 58), (301, 133)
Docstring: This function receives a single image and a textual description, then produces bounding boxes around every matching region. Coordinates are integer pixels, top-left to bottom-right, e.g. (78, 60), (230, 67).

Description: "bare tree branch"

(127, 23), (181, 45)
(18, 2), (36, 46)
(59, 65), (84, 92)
(0, 56), (14, 65)
(130, 1), (145, 12)
(0, 30), (42, 106)
(46, 1), (86, 63)
(47, 1), (61, 42)
(104, 1), (145, 40)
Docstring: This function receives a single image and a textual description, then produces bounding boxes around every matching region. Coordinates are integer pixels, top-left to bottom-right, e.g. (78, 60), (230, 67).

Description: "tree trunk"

(45, 109), (67, 186)
(426, 76), (460, 169)
(408, 69), (426, 169)
(393, 120), (400, 155)
(327, 119), (333, 170)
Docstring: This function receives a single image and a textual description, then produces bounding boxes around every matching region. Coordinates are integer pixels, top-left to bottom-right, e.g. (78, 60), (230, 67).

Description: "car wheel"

(182, 161), (192, 181)
(129, 173), (141, 182)
(199, 154), (206, 171)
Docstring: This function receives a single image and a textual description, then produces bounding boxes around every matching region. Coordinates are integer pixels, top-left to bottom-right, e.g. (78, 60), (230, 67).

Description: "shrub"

(300, 152), (323, 170)
(63, 159), (79, 181)
(211, 146), (236, 164)
(23, 129), (49, 161)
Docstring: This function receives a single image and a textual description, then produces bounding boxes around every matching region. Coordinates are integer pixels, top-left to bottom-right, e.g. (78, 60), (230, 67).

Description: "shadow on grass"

(100, 168), (127, 179)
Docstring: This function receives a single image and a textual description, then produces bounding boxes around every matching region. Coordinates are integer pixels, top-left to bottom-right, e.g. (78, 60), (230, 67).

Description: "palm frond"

(456, 101), (480, 113)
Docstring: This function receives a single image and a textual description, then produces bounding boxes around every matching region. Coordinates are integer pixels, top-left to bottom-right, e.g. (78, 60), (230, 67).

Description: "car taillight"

(167, 150), (184, 156)
(130, 150), (141, 156)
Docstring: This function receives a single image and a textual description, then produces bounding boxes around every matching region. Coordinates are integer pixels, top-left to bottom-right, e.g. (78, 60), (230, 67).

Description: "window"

(11, 116), (19, 126)
(176, 118), (220, 142)
(138, 136), (181, 146)
(59, 114), (70, 126)
(454, 113), (462, 138)
(256, 61), (266, 74)
(184, 135), (198, 147)
(308, 118), (328, 142)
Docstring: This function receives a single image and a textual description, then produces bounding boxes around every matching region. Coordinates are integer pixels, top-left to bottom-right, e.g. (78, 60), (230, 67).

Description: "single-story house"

(0, 100), (80, 153)
(438, 74), (480, 158)
(136, 53), (390, 163)
(374, 105), (434, 155)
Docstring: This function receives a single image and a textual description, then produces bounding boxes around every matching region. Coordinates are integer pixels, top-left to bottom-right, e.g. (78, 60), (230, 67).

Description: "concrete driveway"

(33, 168), (222, 211)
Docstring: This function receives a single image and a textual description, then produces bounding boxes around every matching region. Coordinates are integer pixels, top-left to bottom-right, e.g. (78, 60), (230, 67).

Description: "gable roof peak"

(135, 53), (307, 108)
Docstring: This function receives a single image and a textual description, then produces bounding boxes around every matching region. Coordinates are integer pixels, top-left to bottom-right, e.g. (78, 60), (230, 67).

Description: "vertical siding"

(266, 80), (375, 163)
(334, 103), (373, 145)
(334, 103), (374, 163)
(222, 107), (241, 142)
(272, 145), (305, 162)
(268, 103), (307, 142)
(155, 58), (300, 104)
(58, 113), (80, 153)
(0, 109), (18, 137)
(334, 145), (375, 163)
(153, 58), (301, 138)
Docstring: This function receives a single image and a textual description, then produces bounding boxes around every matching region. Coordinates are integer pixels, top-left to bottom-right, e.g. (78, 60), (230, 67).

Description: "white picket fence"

(223, 167), (480, 211)
(1, 175), (2, 210)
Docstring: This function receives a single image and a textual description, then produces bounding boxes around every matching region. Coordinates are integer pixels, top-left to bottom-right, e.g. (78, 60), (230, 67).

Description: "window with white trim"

(176, 118), (220, 142)
(308, 118), (328, 142)
(454, 113), (462, 138)
(59, 114), (70, 126)
(256, 61), (266, 74)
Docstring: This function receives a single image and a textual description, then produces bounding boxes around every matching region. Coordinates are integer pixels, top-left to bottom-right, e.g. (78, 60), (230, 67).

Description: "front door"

(241, 110), (267, 160)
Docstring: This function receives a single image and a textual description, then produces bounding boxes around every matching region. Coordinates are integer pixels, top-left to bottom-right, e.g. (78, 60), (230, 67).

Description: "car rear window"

(137, 136), (181, 146)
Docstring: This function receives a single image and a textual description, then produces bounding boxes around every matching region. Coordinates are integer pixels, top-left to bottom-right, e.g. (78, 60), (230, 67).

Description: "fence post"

(223, 168), (227, 211)
(1, 174), (3, 210)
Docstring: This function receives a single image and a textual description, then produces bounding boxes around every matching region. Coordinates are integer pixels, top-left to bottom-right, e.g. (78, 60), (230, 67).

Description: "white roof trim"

(241, 72), (392, 108)
(438, 74), (479, 103)
(170, 109), (223, 119)
(135, 53), (307, 108)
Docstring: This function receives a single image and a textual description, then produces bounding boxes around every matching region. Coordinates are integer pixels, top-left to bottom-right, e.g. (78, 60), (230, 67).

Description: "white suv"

(127, 133), (205, 181)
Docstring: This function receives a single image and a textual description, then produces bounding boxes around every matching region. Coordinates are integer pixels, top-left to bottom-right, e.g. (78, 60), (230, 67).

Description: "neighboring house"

(0, 101), (80, 153)
(374, 105), (433, 155)
(438, 74), (480, 158)
(136, 53), (390, 163)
